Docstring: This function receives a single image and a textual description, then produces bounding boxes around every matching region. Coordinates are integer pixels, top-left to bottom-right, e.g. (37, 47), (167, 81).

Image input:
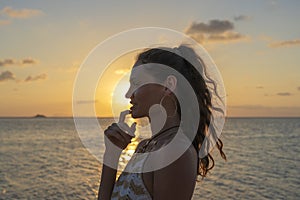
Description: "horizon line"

(0, 116), (299, 119)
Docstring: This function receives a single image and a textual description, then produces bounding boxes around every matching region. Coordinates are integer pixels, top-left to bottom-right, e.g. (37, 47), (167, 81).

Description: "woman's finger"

(104, 129), (124, 142)
(118, 110), (130, 123)
(104, 129), (130, 149)
(109, 125), (133, 143)
(130, 122), (137, 135)
(117, 110), (136, 136)
(111, 122), (135, 138)
(117, 123), (134, 136)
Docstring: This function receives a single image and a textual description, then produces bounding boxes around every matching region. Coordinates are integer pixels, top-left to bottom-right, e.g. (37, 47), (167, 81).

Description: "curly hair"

(135, 45), (226, 178)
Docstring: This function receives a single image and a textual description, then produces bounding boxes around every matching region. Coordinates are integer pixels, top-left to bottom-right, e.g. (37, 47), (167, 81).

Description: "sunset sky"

(1, 0), (300, 117)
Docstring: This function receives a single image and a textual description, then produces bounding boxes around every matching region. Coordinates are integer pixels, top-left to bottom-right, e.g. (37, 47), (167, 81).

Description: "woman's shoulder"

(152, 145), (198, 199)
(161, 144), (197, 166)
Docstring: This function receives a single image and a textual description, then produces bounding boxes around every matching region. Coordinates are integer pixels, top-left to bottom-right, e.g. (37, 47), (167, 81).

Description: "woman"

(98, 45), (226, 200)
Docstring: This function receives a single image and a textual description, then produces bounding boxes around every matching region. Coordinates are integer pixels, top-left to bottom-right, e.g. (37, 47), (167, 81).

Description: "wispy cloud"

(1, 7), (43, 19)
(229, 104), (300, 111)
(24, 73), (47, 82)
(229, 105), (266, 109)
(276, 92), (292, 96)
(233, 15), (251, 21)
(0, 58), (38, 67)
(0, 19), (11, 26)
(22, 58), (38, 65)
(76, 100), (98, 104)
(114, 69), (130, 75)
(269, 39), (300, 48)
(298, 87), (300, 91)
(185, 19), (248, 44)
(55, 61), (80, 74)
(0, 70), (15, 82)
(207, 31), (245, 41)
(186, 20), (234, 34)
(0, 59), (16, 67)
(228, 104), (300, 117)
(256, 86), (264, 89)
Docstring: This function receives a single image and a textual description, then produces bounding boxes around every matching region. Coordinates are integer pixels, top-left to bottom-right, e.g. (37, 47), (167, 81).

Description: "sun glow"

(95, 51), (138, 117)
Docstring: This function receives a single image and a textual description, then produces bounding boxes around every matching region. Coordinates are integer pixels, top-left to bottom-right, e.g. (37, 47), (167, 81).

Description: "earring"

(160, 95), (178, 118)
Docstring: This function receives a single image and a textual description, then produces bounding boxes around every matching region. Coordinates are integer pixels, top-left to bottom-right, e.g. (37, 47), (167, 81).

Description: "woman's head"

(126, 60), (179, 120)
(126, 45), (226, 178)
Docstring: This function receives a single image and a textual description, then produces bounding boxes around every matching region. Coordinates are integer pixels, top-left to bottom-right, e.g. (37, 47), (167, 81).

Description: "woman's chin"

(130, 110), (144, 119)
(130, 110), (136, 118)
(131, 112), (139, 119)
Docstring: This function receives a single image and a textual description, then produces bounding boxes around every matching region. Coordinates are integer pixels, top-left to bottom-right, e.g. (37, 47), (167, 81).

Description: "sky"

(0, 0), (300, 117)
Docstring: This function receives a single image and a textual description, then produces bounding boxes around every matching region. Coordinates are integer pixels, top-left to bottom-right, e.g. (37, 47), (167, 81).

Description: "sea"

(0, 117), (299, 200)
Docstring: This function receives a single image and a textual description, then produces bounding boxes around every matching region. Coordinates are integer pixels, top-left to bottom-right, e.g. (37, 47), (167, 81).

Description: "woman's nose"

(125, 87), (133, 99)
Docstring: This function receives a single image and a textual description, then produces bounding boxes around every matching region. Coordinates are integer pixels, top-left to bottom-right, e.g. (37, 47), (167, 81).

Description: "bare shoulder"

(153, 145), (198, 199)
(163, 144), (198, 173)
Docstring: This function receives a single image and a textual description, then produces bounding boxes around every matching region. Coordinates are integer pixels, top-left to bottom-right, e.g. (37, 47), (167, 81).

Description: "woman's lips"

(130, 101), (137, 112)
(130, 105), (137, 111)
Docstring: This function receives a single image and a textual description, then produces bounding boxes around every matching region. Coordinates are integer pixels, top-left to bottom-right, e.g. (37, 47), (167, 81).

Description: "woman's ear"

(164, 75), (177, 94)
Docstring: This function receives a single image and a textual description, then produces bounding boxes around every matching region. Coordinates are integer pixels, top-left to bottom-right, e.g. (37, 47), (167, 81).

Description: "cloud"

(1, 7), (43, 19)
(233, 15), (251, 21)
(0, 70), (15, 82)
(0, 19), (11, 26)
(276, 92), (292, 96)
(0, 58), (38, 66)
(114, 69), (130, 75)
(185, 19), (248, 44)
(0, 59), (16, 67)
(256, 86), (264, 89)
(298, 87), (300, 91)
(269, 39), (300, 48)
(227, 104), (300, 117)
(76, 100), (98, 104)
(207, 31), (245, 41)
(22, 58), (38, 65)
(24, 73), (47, 82)
(186, 20), (234, 34)
(228, 105), (266, 109)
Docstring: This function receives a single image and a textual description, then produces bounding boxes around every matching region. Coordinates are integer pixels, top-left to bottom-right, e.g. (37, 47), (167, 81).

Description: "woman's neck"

(149, 114), (180, 136)
(147, 103), (180, 136)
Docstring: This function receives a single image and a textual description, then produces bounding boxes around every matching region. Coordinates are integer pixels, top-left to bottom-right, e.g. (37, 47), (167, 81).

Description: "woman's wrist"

(103, 150), (122, 169)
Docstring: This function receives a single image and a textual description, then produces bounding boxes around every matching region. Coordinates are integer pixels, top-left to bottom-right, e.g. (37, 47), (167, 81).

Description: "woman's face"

(125, 64), (165, 118)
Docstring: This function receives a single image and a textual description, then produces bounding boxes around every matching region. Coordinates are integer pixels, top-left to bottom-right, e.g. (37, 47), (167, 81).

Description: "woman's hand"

(99, 110), (136, 200)
(103, 110), (137, 168)
(104, 110), (136, 150)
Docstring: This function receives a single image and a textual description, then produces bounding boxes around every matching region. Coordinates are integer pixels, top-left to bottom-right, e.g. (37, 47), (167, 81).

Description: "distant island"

(33, 114), (47, 118)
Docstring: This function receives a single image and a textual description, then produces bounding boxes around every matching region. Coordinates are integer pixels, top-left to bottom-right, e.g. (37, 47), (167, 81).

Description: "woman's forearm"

(99, 115), (134, 199)
(98, 164), (117, 200)
(98, 151), (121, 200)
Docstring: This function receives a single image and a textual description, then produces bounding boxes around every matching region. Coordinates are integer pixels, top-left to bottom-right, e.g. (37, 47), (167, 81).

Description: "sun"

(111, 77), (131, 117)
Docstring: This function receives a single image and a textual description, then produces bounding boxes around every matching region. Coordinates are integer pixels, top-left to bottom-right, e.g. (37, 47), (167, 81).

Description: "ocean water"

(0, 117), (299, 199)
